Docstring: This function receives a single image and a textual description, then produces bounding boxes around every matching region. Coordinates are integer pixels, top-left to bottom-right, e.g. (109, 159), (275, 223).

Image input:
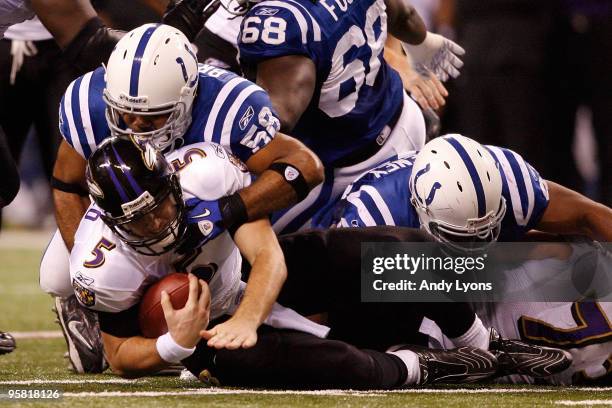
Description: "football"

(138, 273), (190, 338)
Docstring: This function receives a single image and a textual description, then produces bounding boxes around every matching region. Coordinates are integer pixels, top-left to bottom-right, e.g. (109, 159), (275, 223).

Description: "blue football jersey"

(325, 146), (550, 241)
(59, 64), (279, 162)
(238, 0), (405, 166)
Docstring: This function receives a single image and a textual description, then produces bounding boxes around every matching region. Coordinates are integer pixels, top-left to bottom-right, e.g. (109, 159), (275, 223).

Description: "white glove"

(10, 40), (37, 85)
(402, 32), (465, 82)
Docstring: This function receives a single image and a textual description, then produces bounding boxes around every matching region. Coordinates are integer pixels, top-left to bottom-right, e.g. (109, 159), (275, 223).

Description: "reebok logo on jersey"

(75, 272), (94, 286)
(284, 166), (299, 181)
(255, 7), (279, 16)
(239, 106), (255, 131)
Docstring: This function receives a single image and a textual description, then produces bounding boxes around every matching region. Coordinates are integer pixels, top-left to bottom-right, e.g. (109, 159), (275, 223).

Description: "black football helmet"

(86, 137), (185, 255)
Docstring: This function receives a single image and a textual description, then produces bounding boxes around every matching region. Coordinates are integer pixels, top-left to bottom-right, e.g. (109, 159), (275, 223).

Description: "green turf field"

(1, 233), (611, 407)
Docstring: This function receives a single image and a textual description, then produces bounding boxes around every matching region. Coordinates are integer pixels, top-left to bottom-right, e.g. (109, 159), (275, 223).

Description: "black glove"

(63, 17), (125, 74)
(162, 0), (221, 42)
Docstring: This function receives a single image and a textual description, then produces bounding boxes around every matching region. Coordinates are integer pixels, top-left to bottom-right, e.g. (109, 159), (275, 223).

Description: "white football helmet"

(410, 134), (507, 251)
(103, 24), (199, 151)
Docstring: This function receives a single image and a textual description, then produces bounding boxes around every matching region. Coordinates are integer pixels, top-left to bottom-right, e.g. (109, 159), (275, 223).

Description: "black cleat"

(54, 295), (108, 374)
(395, 345), (498, 385)
(0, 331), (16, 355)
(489, 327), (572, 378)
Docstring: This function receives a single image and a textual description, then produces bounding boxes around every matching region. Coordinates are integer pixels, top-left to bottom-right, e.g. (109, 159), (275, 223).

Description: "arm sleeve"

(229, 89), (281, 163)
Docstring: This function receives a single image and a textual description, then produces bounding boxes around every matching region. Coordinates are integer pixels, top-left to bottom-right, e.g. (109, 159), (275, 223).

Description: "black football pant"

(0, 125), (19, 209)
(258, 227), (478, 350)
(183, 227), (476, 388)
(182, 323), (407, 389)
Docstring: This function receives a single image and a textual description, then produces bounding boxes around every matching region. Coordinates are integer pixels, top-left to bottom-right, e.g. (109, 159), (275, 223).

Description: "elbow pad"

(162, 0), (220, 42)
(63, 17), (125, 74)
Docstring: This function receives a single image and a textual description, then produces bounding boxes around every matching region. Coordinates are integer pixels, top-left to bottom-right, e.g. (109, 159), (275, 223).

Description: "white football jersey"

(69, 142), (251, 320)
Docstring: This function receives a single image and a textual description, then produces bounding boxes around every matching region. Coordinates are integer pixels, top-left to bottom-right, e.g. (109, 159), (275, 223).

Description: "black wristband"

(218, 192), (248, 236)
(50, 176), (89, 197)
(269, 162), (310, 202)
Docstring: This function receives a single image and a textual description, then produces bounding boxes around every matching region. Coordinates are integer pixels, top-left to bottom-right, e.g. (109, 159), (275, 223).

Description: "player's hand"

(176, 198), (226, 254)
(405, 69), (448, 111)
(200, 316), (258, 350)
(402, 32), (465, 82)
(161, 274), (210, 349)
(162, 0), (221, 41)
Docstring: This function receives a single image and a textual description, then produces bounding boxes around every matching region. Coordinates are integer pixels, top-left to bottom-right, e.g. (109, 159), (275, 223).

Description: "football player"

(75, 136), (501, 387)
(1, 0), (217, 73)
(237, 0), (464, 233)
(319, 134), (612, 362)
(41, 24), (323, 373)
(420, 241), (612, 385)
(327, 134), (612, 243)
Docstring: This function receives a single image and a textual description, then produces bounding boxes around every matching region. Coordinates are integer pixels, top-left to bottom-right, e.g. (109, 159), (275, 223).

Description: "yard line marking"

(0, 380), (140, 385)
(557, 401), (612, 406)
(11, 331), (63, 339)
(62, 389), (382, 398)
(57, 388), (612, 398)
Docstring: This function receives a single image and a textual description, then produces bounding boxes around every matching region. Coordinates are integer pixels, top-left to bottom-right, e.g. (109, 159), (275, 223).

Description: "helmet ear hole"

(444, 161), (450, 169)
(486, 171), (491, 181)
(457, 181), (463, 192)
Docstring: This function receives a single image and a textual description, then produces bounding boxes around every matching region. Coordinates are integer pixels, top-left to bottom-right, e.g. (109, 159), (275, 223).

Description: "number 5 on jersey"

(83, 237), (116, 268)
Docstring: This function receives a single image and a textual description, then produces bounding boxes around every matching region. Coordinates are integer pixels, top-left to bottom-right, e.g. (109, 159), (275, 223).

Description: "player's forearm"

(386, 0), (427, 45)
(539, 181), (612, 243)
(234, 248), (287, 325)
(384, 41), (414, 90)
(583, 203), (612, 242)
(105, 336), (169, 378)
(241, 150), (323, 221)
(53, 190), (90, 251)
(31, 0), (97, 48)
